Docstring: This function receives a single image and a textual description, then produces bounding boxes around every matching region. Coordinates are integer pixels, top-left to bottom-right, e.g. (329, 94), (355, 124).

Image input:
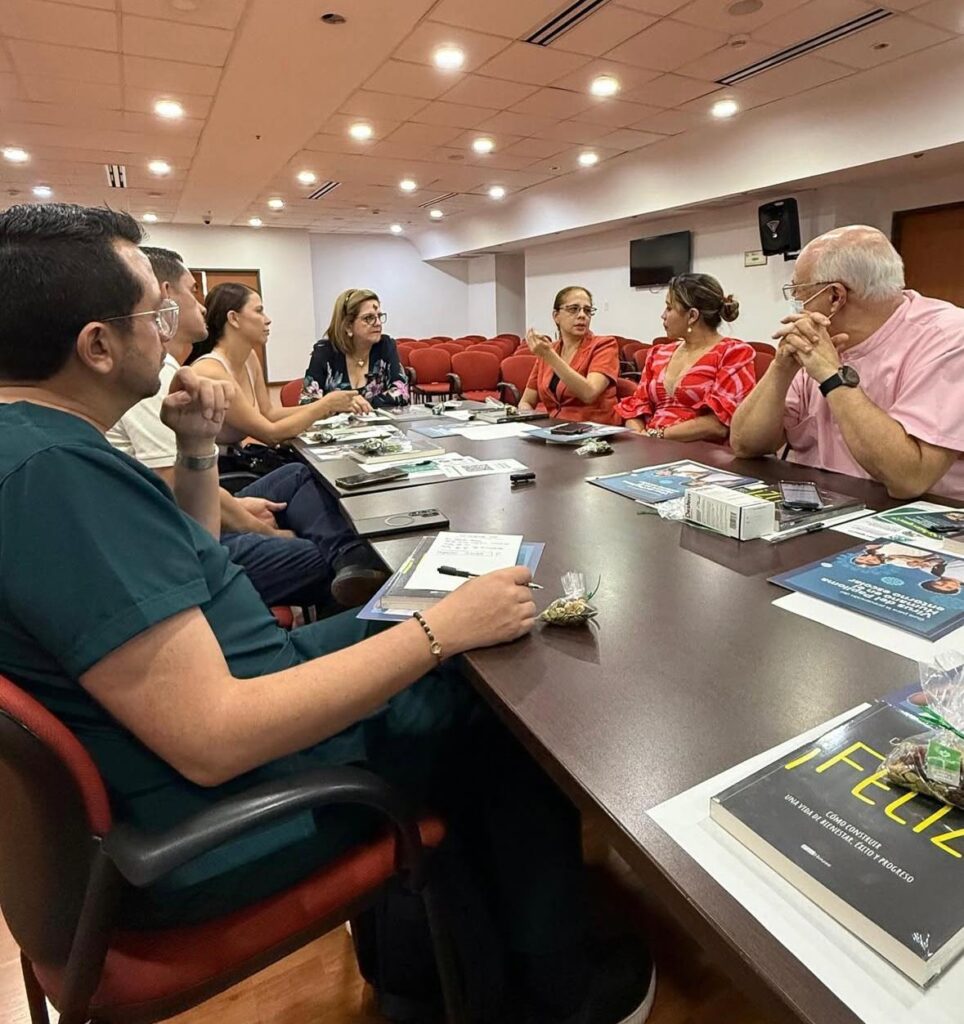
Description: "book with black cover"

(739, 482), (865, 530)
(711, 701), (964, 986)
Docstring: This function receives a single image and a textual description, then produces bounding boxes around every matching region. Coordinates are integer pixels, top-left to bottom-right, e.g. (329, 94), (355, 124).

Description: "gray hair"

(807, 226), (905, 302)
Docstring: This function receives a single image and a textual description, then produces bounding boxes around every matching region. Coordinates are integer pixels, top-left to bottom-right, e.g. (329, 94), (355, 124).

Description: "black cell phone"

(550, 422), (592, 435)
(777, 480), (824, 511)
(353, 509), (450, 538)
(335, 467), (407, 489)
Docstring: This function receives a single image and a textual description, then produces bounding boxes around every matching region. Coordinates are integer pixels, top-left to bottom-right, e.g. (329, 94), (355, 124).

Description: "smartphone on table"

(550, 422), (592, 436)
(777, 480), (824, 511)
(335, 467), (407, 489)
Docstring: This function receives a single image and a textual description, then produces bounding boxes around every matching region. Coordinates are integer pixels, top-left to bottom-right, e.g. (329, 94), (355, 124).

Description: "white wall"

(467, 255), (498, 337)
(495, 254), (526, 335)
(309, 234), (471, 343)
(143, 223), (316, 382)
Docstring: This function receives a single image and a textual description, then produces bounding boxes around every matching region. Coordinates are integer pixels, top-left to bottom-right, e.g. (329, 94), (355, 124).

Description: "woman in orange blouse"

(616, 274), (756, 442)
(518, 285), (620, 424)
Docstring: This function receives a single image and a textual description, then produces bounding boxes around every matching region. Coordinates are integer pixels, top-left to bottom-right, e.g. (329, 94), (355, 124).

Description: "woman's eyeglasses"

(357, 311), (388, 326)
(100, 299), (180, 340)
(558, 304), (596, 317)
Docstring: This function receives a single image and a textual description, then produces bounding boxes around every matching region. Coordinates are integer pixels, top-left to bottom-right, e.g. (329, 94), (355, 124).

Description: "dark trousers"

(222, 464), (362, 606)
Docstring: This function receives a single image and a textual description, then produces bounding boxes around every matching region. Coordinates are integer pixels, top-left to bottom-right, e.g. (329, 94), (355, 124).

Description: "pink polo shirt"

(784, 291), (964, 500)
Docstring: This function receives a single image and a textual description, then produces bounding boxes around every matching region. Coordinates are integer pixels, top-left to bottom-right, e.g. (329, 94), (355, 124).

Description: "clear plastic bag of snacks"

(882, 652), (964, 809)
(539, 572), (599, 626)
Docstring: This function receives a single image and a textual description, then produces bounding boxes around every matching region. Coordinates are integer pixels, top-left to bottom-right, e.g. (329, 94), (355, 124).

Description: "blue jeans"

(222, 464), (362, 606)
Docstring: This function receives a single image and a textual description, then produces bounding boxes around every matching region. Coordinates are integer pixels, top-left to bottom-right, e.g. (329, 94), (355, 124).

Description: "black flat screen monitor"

(630, 230), (692, 287)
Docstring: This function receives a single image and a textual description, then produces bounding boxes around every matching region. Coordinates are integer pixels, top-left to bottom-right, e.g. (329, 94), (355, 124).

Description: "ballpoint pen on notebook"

(438, 565), (544, 589)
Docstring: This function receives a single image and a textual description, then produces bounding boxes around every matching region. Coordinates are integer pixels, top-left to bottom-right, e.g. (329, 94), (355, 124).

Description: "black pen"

(438, 564), (544, 589)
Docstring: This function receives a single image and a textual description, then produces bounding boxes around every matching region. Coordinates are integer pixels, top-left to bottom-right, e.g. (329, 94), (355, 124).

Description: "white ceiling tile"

(677, 39), (780, 81)
(339, 91), (429, 121)
(878, 0), (932, 9)
(629, 107), (709, 133)
(120, 0), (247, 30)
(0, 49), (9, 74)
(909, 0), (964, 32)
(8, 40), (121, 83)
(606, 19), (730, 70)
(509, 86), (597, 118)
(320, 113), (400, 139)
(307, 132), (391, 156)
(529, 119), (622, 143)
(673, 0), (810, 33)
(0, 99), (126, 131)
(4, 121), (198, 158)
(578, 96), (664, 126)
(412, 100), (495, 128)
(437, 149), (538, 170)
(122, 55), (224, 95)
(810, 15), (951, 68)
(439, 75), (540, 108)
(430, 0), (568, 38)
(364, 60), (463, 100)
(553, 6), (657, 56)
(121, 15), (234, 66)
(392, 21), (512, 72)
(477, 109), (560, 135)
(597, 126), (665, 148)
(704, 54), (848, 101)
(624, 72), (719, 106)
(4, 0), (118, 51)
(502, 136), (570, 157)
(476, 41), (590, 85)
(751, 0), (876, 48)
(447, 129), (527, 150)
(387, 122), (465, 146)
(549, 57), (661, 92)
(0, 73), (22, 100)
(371, 139), (446, 162)
(20, 76), (123, 109)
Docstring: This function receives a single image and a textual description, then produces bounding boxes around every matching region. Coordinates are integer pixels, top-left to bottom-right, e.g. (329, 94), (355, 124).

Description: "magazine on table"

(770, 538), (964, 641)
(587, 459), (759, 506)
(835, 502), (964, 556)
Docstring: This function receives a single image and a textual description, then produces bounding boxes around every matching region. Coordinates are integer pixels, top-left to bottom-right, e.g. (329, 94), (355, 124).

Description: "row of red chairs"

(405, 349), (537, 403)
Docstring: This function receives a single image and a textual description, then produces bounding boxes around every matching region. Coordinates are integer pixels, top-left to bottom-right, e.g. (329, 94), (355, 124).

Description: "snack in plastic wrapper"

(574, 438), (613, 457)
(882, 652), (964, 809)
(539, 572), (600, 627)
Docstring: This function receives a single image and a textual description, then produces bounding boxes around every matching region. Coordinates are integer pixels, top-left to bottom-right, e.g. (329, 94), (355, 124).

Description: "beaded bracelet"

(413, 611), (443, 663)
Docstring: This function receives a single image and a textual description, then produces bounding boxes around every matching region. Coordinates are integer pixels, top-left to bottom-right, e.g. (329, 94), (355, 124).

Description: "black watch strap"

(819, 373), (846, 397)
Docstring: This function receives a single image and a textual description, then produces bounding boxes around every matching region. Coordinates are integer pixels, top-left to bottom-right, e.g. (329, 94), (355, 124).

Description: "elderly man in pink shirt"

(731, 225), (964, 500)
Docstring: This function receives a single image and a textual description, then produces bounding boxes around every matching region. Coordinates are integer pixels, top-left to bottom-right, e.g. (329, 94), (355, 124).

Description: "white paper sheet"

(833, 502), (959, 555)
(405, 532), (523, 593)
(772, 592), (964, 662)
(648, 706), (964, 1024)
(452, 422), (540, 441)
(355, 452), (463, 475)
(439, 458), (527, 479)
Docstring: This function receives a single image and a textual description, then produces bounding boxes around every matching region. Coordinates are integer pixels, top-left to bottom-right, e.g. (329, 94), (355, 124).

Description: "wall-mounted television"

(629, 230), (692, 288)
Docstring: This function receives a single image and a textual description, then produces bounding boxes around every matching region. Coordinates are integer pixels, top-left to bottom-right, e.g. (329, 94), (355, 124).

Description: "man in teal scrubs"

(0, 205), (656, 1024)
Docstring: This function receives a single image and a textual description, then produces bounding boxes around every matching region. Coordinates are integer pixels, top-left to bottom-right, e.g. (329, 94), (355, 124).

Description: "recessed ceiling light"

(153, 98), (184, 120)
(248, 217), (263, 228)
(429, 209), (444, 219)
(267, 197), (285, 210)
(148, 159), (172, 176)
(349, 122), (373, 141)
(399, 178), (417, 192)
(142, 212), (158, 223)
(433, 45), (465, 71)
(32, 185), (53, 198)
(297, 170), (317, 185)
(488, 185), (506, 200)
(578, 151), (599, 167)
(472, 137), (495, 154)
(590, 75), (619, 98)
(390, 223), (403, 234)
(320, 12), (346, 24)
(711, 98), (740, 118)
(2, 147), (29, 164)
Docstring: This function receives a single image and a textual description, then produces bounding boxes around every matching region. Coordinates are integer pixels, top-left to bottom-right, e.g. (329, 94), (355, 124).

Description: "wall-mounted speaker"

(758, 198), (801, 256)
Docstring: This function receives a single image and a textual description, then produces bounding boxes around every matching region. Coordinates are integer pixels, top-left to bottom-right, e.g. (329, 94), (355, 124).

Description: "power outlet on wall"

(744, 250), (767, 267)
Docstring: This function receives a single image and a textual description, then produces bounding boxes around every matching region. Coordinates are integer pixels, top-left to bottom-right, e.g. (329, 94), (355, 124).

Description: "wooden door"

(892, 202), (964, 307)
(195, 269), (267, 378)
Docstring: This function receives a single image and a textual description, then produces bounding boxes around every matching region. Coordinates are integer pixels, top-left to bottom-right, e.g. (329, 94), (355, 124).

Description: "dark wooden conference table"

(294, 425), (957, 1024)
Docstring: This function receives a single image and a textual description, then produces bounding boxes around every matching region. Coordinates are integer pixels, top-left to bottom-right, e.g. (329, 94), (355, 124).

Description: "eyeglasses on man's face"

(558, 304), (596, 317)
(356, 311), (388, 327)
(781, 281), (835, 301)
(100, 299), (180, 340)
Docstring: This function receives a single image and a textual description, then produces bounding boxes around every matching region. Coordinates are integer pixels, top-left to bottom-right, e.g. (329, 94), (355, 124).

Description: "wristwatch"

(819, 364), (860, 397)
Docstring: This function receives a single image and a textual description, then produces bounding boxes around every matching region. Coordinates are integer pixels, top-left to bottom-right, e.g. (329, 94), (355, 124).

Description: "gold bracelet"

(412, 611), (443, 663)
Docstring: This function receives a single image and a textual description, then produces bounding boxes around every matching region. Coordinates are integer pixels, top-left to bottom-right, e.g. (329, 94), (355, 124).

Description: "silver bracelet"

(175, 446), (219, 471)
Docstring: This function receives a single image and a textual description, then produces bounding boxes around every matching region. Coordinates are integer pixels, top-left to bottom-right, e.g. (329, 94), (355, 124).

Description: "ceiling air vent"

(526, 0), (610, 47)
(717, 8), (894, 86)
(104, 164), (127, 188)
(307, 181), (341, 200)
(418, 192), (457, 209)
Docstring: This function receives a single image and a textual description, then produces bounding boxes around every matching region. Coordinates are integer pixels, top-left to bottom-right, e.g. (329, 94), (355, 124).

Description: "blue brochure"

(771, 538), (964, 640)
(358, 542), (546, 623)
(588, 459), (758, 505)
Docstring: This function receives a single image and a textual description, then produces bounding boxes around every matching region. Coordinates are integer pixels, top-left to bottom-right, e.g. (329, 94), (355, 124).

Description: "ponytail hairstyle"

(666, 273), (739, 330)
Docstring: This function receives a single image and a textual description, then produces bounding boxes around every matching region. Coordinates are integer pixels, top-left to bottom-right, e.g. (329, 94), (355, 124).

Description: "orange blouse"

(524, 332), (620, 424)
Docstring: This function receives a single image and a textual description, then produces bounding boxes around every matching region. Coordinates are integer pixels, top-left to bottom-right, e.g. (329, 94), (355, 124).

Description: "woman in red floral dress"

(616, 274), (756, 443)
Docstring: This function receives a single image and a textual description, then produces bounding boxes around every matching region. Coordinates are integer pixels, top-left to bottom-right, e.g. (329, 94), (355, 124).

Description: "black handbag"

(217, 443), (300, 479)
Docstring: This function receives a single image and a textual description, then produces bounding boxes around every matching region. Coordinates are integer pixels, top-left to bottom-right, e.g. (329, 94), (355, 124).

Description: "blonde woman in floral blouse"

(301, 288), (410, 408)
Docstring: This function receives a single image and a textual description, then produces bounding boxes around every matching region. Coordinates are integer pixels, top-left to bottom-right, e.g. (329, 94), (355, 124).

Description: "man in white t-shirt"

(108, 247), (386, 608)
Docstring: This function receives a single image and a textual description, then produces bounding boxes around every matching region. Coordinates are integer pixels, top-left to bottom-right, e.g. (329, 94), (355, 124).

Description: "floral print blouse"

(301, 334), (410, 408)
